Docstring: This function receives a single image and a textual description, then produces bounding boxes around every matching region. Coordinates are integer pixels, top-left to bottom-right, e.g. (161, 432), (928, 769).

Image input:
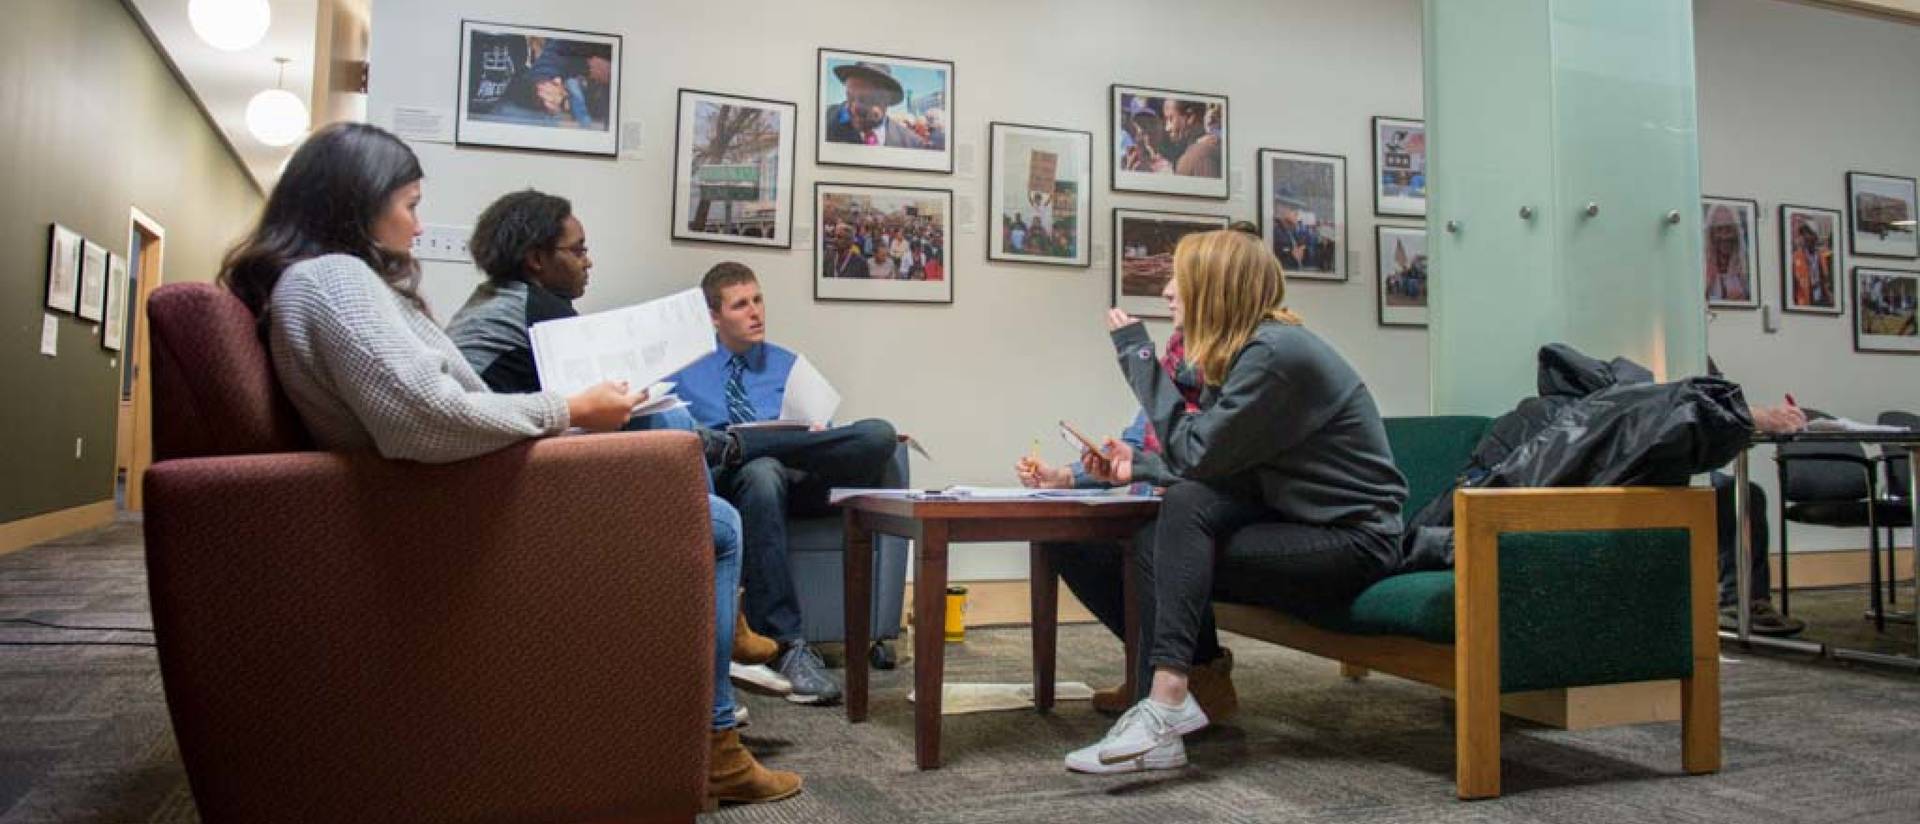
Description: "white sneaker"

(1066, 736), (1185, 774)
(729, 662), (791, 696)
(1094, 695), (1208, 765)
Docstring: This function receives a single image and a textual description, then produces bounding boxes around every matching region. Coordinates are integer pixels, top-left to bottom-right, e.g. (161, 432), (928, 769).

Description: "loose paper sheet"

(780, 355), (841, 425)
(530, 288), (714, 396)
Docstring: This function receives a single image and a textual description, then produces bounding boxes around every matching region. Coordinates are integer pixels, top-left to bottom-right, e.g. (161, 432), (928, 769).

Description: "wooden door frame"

(124, 207), (165, 511)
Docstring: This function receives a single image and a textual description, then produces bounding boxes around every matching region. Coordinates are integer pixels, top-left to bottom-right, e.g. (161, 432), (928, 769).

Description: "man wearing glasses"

(823, 62), (927, 149)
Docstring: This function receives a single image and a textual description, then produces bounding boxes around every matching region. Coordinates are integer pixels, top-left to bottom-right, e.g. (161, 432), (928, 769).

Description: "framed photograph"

(456, 20), (621, 156)
(78, 239), (108, 322)
(1372, 116), (1426, 218)
(670, 90), (797, 248)
(1779, 204), (1843, 316)
(1376, 225), (1429, 327)
(45, 224), (81, 313)
(1110, 85), (1228, 199)
(1113, 208), (1229, 319)
(102, 253), (129, 352)
(1703, 196), (1760, 309)
(1854, 267), (1920, 354)
(1259, 149), (1347, 281)
(816, 49), (952, 173)
(988, 122), (1092, 267)
(815, 183), (952, 304)
(1847, 172), (1918, 259)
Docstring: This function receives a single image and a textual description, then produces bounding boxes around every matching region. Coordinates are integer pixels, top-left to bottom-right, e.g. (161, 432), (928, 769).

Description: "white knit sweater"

(268, 254), (569, 463)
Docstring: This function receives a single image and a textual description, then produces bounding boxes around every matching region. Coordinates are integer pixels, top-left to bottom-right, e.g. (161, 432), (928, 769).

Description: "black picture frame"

(454, 20), (623, 157)
(1852, 266), (1920, 355)
(1847, 171), (1919, 259)
(813, 182), (954, 304)
(45, 223), (80, 314)
(815, 48), (955, 174)
(1778, 203), (1844, 316)
(1375, 224), (1428, 328)
(1703, 195), (1761, 310)
(1109, 84), (1229, 200)
(1112, 208), (1230, 319)
(669, 89), (798, 249)
(1371, 116), (1425, 218)
(987, 121), (1094, 268)
(1258, 148), (1348, 282)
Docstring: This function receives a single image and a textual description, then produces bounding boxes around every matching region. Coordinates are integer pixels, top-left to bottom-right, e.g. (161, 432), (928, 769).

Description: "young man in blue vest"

(672, 262), (899, 705)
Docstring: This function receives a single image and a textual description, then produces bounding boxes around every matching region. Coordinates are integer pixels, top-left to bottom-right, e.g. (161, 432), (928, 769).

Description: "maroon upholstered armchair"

(142, 283), (714, 824)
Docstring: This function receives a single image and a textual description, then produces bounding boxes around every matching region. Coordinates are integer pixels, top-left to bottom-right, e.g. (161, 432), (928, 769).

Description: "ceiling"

(125, 0), (319, 191)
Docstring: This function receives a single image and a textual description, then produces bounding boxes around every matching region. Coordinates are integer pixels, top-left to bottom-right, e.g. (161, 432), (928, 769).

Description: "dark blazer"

(824, 103), (927, 149)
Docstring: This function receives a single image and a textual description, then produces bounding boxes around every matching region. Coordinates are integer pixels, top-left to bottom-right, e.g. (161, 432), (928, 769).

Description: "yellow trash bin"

(944, 585), (968, 643)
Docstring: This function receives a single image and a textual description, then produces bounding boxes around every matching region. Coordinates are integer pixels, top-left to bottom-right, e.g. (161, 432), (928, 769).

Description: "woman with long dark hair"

(219, 122), (800, 807)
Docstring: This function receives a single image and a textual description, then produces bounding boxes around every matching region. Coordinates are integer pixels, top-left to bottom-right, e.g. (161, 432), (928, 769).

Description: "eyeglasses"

(556, 243), (589, 258)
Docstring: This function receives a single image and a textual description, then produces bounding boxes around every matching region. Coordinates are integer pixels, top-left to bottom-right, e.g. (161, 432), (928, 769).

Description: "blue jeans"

(709, 494), (743, 731)
(629, 407), (739, 730)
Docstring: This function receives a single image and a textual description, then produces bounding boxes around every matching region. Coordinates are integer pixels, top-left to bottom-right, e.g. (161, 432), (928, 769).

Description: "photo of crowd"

(819, 190), (948, 281)
(1113, 210), (1228, 318)
(1262, 150), (1346, 281)
(465, 29), (614, 131)
(1376, 226), (1428, 327)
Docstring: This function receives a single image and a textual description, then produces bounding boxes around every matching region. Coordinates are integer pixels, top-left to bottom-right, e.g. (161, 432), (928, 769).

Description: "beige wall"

(0, 0), (261, 524)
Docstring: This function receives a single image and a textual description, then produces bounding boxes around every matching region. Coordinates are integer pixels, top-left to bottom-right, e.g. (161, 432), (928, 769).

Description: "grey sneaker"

(775, 642), (842, 705)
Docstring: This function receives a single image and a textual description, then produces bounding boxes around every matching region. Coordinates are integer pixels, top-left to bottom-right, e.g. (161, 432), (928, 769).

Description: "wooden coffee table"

(836, 494), (1160, 769)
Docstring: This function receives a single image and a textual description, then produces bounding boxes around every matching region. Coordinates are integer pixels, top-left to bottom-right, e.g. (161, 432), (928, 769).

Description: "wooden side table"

(836, 495), (1160, 769)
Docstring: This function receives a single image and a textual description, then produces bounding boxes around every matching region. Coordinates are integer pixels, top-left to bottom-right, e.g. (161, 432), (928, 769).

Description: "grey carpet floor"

(3, 514), (1919, 823)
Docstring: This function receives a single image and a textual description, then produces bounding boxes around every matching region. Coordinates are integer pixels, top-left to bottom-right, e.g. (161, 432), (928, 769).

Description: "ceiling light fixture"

(188, 0), (271, 52)
(246, 57), (309, 147)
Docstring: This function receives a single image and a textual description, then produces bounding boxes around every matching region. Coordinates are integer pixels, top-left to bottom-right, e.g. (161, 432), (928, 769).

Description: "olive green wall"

(0, 0), (261, 523)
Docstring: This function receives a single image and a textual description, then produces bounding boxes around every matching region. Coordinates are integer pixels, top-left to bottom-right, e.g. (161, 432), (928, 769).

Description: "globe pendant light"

(188, 0), (271, 52)
(246, 58), (308, 147)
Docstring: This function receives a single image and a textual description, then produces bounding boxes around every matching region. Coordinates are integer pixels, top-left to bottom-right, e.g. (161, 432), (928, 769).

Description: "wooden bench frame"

(1214, 486), (1720, 799)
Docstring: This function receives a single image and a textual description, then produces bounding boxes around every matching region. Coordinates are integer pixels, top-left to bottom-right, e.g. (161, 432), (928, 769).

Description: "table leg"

(1029, 542), (1058, 713)
(1734, 449), (1753, 643)
(843, 510), (873, 724)
(1910, 446), (1918, 661)
(912, 521), (950, 770)
(1121, 536), (1140, 703)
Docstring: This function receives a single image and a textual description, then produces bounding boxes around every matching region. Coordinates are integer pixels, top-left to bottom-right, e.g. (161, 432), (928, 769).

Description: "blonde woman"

(1068, 229), (1407, 774)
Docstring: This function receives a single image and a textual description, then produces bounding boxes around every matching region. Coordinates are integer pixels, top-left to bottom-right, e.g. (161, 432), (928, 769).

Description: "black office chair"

(1775, 410), (1913, 630)
(1877, 411), (1918, 615)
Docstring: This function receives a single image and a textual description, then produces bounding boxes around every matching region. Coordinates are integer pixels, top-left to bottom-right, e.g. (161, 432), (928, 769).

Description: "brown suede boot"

(1188, 648), (1238, 722)
(1090, 684), (1131, 713)
(732, 612), (778, 665)
(706, 728), (801, 809)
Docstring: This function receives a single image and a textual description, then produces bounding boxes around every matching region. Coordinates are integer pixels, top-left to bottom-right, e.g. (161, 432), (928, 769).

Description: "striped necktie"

(725, 355), (756, 425)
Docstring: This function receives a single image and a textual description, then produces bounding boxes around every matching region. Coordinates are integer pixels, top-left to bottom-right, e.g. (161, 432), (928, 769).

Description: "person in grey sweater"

(1066, 229), (1407, 775)
(216, 122), (801, 806)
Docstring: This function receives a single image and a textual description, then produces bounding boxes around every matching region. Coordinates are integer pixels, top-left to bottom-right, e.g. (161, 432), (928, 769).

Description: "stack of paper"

(529, 288), (715, 396)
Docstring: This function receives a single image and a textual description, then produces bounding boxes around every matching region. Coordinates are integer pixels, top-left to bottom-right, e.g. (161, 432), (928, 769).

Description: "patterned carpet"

(3, 514), (1919, 823)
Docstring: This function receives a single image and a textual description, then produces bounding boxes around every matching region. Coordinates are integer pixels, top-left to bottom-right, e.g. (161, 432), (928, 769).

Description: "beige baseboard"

(1771, 548), (1914, 589)
(0, 501), (117, 556)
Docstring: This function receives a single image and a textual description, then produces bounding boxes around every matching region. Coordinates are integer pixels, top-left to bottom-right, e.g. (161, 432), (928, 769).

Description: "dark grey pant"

(1041, 541), (1224, 669)
(1710, 471), (1771, 606)
(1136, 481), (1395, 691)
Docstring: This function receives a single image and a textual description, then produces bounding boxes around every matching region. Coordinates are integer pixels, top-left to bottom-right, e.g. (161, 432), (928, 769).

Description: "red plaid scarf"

(1140, 331), (1202, 455)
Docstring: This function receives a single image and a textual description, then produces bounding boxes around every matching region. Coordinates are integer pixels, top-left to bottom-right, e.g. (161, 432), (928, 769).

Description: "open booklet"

(528, 288), (714, 396)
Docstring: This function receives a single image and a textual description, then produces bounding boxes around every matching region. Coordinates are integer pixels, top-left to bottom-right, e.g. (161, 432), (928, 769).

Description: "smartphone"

(1058, 420), (1100, 454)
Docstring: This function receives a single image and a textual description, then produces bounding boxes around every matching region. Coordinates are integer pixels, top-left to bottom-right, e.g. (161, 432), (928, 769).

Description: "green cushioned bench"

(1211, 416), (1721, 799)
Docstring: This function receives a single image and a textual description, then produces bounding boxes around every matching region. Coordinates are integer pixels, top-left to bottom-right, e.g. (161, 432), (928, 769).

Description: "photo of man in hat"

(824, 61), (929, 149)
